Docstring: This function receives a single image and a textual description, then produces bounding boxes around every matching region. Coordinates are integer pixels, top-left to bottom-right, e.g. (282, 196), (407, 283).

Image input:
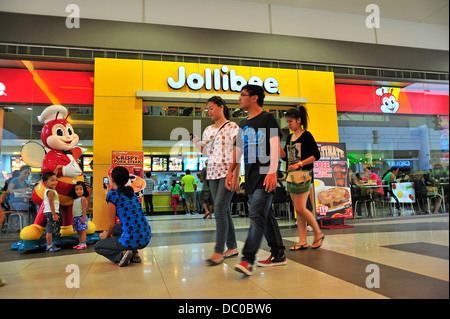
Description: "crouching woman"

(95, 166), (151, 267)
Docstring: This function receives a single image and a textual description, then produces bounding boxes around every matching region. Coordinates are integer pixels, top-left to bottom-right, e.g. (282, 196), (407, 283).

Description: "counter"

(147, 191), (184, 213)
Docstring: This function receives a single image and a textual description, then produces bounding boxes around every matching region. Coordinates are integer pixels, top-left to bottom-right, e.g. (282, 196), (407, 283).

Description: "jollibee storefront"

(92, 58), (340, 230)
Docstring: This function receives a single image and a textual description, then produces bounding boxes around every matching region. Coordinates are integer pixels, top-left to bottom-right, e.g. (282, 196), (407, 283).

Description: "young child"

(42, 172), (62, 252)
(71, 181), (89, 250)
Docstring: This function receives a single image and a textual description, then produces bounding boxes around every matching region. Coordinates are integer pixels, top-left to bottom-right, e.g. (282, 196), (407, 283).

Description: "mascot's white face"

(380, 93), (400, 113)
(45, 120), (79, 151)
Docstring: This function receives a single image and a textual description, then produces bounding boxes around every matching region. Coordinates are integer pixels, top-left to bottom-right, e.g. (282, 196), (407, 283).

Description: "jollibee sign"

(168, 65), (281, 94)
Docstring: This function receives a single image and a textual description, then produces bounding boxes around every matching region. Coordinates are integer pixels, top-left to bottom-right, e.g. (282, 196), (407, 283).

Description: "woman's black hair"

(111, 166), (134, 199)
(207, 96), (230, 120)
(382, 166), (399, 179)
(285, 106), (309, 130)
(71, 181), (89, 199)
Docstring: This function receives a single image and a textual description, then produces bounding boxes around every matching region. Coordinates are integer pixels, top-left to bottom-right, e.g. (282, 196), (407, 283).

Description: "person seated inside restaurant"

(6, 165), (32, 212)
(412, 172), (443, 214)
(363, 166), (384, 200)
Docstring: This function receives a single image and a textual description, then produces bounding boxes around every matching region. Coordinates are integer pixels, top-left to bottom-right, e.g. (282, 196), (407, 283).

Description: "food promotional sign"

(313, 142), (353, 220)
(391, 182), (415, 203)
(111, 150), (145, 193)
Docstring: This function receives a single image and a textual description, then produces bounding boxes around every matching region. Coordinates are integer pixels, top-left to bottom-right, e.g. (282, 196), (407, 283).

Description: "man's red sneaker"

(256, 255), (287, 267)
(234, 261), (253, 276)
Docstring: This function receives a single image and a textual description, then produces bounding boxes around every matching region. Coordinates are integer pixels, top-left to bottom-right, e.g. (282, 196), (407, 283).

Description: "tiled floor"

(0, 214), (448, 299)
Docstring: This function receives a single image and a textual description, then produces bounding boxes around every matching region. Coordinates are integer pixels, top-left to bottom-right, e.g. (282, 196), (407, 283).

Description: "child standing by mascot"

(12, 105), (96, 251)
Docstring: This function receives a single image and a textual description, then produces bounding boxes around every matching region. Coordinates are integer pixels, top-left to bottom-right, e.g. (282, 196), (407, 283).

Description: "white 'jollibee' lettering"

(168, 65), (280, 94)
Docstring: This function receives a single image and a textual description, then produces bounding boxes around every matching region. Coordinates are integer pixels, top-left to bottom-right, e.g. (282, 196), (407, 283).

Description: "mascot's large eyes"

(67, 126), (73, 135)
(56, 128), (64, 136)
(390, 96), (396, 104)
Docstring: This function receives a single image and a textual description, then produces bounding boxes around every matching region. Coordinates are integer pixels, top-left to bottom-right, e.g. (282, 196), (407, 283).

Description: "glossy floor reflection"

(0, 214), (448, 299)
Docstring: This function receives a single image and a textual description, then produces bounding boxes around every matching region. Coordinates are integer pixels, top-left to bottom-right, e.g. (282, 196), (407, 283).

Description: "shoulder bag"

(286, 135), (312, 194)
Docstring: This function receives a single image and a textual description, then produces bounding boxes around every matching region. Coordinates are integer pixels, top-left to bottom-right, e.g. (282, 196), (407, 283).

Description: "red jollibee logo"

(0, 82), (6, 96)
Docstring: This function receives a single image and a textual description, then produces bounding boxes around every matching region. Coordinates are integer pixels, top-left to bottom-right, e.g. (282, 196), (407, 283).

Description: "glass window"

(0, 60), (94, 217)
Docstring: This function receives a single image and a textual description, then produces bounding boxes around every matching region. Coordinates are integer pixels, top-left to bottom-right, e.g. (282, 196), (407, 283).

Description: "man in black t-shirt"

(226, 85), (286, 276)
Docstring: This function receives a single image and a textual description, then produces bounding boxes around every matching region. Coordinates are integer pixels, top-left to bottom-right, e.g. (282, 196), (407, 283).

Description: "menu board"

(143, 156), (152, 171)
(313, 142), (353, 220)
(152, 156), (168, 172)
(183, 156), (198, 171)
(11, 156), (40, 173)
(82, 156), (93, 172)
(169, 156), (183, 172)
(11, 156), (26, 172)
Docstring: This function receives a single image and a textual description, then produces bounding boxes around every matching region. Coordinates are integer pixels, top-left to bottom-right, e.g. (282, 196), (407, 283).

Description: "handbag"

(286, 136), (312, 194)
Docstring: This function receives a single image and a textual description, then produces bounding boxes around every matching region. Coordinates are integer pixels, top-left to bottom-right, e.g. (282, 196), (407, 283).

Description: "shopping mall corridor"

(0, 214), (448, 299)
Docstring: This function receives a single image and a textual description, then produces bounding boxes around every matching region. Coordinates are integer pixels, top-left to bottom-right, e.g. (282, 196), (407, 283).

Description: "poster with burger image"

(313, 143), (353, 220)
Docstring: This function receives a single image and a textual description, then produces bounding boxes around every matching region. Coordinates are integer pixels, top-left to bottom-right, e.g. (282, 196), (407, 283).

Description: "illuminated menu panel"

(152, 156), (168, 172)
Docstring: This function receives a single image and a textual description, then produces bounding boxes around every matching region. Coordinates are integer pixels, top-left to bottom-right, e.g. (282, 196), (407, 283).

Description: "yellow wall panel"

(306, 103), (339, 143)
(94, 58), (143, 97)
(298, 70), (336, 105)
(93, 96), (143, 230)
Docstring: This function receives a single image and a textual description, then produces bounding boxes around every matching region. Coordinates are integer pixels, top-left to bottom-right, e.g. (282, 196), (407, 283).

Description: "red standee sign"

(0, 68), (94, 105)
(335, 84), (449, 115)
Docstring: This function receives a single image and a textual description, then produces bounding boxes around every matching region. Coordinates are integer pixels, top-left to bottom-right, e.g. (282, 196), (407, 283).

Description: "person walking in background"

(198, 161), (214, 219)
(143, 172), (155, 215)
(181, 170), (198, 214)
(170, 179), (182, 215)
(279, 107), (323, 251)
(226, 84), (285, 276)
(192, 96), (240, 265)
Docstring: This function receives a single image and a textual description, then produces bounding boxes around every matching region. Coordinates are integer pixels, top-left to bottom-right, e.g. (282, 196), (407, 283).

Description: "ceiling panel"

(236, 0), (449, 24)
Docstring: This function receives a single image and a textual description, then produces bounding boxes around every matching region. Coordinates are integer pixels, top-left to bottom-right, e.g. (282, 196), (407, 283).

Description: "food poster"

(111, 150), (146, 193)
(313, 143), (353, 219)
(391, 182), (415, 203)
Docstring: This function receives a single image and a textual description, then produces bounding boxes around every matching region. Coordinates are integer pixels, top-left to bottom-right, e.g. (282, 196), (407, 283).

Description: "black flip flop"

(311, 235), (325, 249)
(289, 243), (308, 251)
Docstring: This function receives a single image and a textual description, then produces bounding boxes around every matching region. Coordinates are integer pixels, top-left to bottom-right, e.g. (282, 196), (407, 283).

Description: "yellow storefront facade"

(93, 58), (339, 230)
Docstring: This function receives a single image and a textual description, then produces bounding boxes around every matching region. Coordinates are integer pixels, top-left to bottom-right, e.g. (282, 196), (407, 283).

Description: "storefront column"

(298, 70), (339, 143)
(93, 58), (143, 230)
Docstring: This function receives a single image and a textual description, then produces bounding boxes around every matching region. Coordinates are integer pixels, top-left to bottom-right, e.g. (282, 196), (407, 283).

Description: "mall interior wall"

(0, 0), (448, 51)
(0, 11), (448, 72)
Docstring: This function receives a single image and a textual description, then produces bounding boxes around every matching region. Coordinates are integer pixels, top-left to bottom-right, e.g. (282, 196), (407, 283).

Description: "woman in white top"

(192, 96), (241, 265)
